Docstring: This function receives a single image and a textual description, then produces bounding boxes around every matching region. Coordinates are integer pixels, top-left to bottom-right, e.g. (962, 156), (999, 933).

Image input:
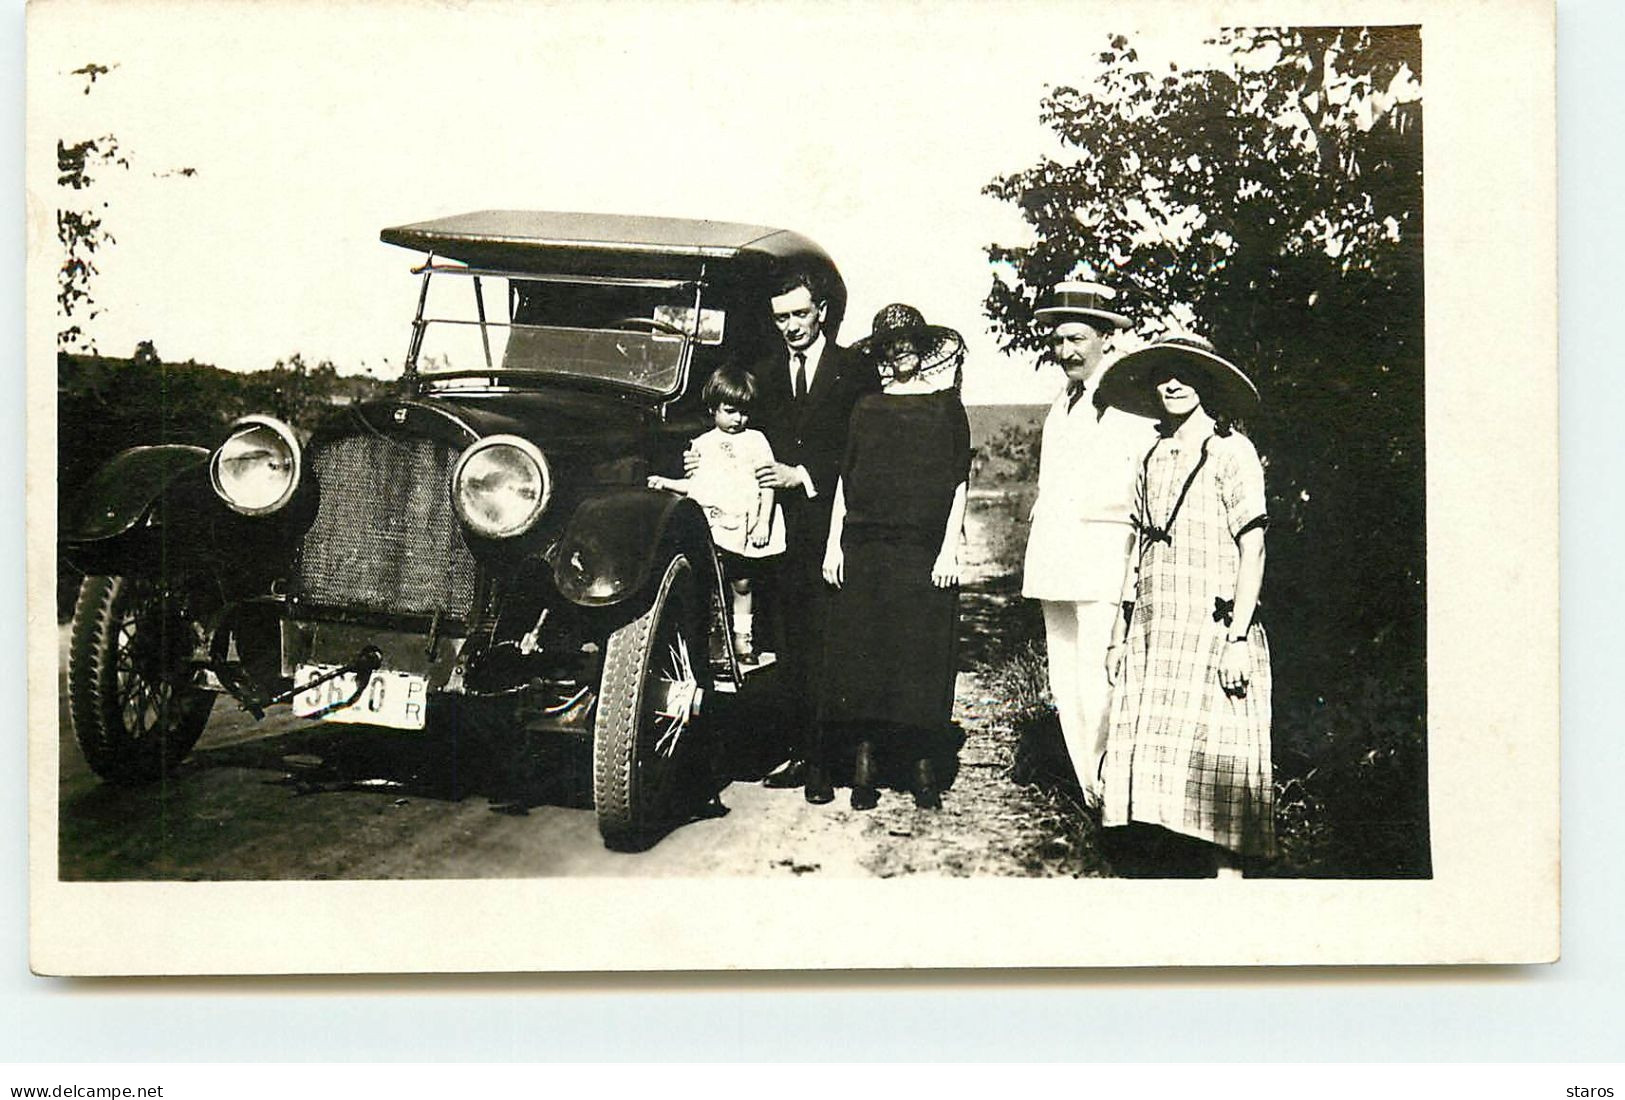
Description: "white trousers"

(1041, 599), (1120, 799)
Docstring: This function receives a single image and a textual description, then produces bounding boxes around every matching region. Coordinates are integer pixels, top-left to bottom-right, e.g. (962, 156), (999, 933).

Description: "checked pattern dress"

(1102, 429), (1275, 858)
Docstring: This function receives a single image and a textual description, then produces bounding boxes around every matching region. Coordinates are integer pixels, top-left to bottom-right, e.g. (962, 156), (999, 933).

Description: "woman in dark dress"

(820, 304), (971, 810)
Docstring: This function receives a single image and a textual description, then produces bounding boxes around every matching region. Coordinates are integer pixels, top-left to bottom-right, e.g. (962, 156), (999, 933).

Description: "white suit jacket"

(1021, 383), (1160, 602)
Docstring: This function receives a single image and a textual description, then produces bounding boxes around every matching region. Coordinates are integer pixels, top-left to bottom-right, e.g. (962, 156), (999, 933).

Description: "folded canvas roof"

(380, 209), (835, 271)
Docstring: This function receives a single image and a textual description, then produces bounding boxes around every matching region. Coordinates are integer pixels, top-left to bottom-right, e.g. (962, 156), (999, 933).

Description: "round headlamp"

(210, 416), (301, 516)
(451, 435), (552, 539)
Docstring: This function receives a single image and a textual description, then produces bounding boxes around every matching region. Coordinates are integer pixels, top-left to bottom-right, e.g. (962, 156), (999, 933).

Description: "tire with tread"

(592, 554), (707, 850)
(67, 574), (214, 784)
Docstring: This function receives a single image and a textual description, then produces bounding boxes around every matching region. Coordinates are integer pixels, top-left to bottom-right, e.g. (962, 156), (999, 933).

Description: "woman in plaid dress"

(1099, 337), (1274, 876)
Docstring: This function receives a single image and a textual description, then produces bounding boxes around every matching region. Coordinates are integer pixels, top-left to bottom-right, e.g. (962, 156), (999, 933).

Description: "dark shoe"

(851, 740), (879, 810)
(804, 764), (835, 805)
(911, 758), (942, 810)
(762, 759), (808, 789)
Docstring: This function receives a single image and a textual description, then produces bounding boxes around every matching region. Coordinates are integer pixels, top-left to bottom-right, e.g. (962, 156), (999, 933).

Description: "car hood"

(320, 389), (651, 459)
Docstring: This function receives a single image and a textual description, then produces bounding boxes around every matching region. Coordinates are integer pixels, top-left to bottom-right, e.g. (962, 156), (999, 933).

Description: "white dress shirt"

(789, 333), (826, 397)
(786, 333), (826, 497)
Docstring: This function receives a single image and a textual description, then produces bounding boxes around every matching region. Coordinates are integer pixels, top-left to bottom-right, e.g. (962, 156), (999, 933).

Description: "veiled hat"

(852, 303), (966, 381)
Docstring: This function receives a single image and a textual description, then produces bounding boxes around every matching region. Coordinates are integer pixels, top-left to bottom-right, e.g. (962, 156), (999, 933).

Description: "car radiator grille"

(295, 433), (479, 622)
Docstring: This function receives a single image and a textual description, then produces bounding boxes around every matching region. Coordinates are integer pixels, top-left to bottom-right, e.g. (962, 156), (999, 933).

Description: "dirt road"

(56, 492), (1084, 880)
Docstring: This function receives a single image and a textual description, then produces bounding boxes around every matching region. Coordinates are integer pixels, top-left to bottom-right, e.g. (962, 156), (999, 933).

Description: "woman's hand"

(748, 520), (771, 549)
(931, 547), (960, 588)
(681, 448), (701, 477)
(1105, 640), (1126, 686)
(1217, 638), (1251, 697)
(822, 543), (844, 588)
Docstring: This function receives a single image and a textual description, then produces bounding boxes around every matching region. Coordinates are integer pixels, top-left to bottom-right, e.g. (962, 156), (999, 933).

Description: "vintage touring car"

(62, 210), (847, 850)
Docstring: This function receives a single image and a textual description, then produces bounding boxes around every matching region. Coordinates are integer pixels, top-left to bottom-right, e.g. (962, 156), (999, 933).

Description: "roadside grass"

(957, 519), (1113, 877)
(976, 640), (1114, 878)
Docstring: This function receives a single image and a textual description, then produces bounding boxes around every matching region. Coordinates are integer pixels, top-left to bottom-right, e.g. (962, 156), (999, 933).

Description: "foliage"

(1269, 665), (1430, 877)
(985, 28), (1421, 351)
(976, 421), (1043, 485)
(57, 132), (127, 352)
(253, 353), (356, 425)
(57, 61), (197, 353)
(983, 26), (1428, 876)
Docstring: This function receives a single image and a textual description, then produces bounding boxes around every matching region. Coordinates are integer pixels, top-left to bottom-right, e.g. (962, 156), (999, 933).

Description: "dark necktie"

(1066, 380), (1088, 411)
(793, 351), (808, 401)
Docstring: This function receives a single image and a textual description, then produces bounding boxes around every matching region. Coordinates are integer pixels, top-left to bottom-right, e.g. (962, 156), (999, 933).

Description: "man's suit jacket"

(750, 341), (880, 578)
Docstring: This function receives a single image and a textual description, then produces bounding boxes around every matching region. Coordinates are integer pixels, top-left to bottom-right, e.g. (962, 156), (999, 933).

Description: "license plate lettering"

(292, 665), (429, 731)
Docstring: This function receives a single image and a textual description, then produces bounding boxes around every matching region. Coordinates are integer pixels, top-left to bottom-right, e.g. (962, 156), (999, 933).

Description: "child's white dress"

(687, 427), (786, 557)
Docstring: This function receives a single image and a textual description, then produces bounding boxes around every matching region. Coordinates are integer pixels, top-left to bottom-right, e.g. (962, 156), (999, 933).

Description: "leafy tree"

(57, 61), (197, 353)
(57, 126), (127, 353)
(253, 352), (342, 424)
(984, 27), (1427, 875)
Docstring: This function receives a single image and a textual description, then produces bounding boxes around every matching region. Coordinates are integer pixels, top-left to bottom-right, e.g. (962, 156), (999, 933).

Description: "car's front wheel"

(592, 554), (710, 851)
(67, 574), (215, 784)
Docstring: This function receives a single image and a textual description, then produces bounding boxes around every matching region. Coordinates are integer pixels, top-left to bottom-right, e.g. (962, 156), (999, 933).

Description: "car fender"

(549, 487), (715, 608)
(63, 444), (212, 542)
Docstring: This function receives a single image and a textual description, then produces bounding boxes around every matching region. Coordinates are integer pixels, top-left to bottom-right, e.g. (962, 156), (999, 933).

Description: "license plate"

(292, 664), (429, 730)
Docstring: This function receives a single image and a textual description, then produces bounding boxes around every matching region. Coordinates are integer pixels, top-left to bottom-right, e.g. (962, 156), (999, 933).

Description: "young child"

(648, 364), (785, 661)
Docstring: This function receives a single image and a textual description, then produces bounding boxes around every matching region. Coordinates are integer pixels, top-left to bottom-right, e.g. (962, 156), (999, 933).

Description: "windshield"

(409, 270), (720, 398)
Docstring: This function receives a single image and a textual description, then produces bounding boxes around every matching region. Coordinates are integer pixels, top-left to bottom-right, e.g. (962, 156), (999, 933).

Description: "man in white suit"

(1021, 282), (1160, 805)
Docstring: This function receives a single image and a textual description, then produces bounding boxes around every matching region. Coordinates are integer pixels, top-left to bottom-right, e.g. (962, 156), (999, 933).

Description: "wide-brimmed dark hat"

(852, 303), (966, 379)
(1097, 335), (1260, 420)
(1033, 280), (1131, 331)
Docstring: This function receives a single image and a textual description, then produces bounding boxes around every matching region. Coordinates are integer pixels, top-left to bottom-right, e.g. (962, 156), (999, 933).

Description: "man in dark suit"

(748, 267), (879, 803)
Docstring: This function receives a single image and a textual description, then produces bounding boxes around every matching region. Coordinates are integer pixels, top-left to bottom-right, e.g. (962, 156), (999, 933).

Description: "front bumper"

(280, 618), (467, 691)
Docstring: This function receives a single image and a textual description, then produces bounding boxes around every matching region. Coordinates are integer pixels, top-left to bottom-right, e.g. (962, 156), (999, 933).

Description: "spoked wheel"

(592, 554), (711, 851)
(67, 574), (215, 784)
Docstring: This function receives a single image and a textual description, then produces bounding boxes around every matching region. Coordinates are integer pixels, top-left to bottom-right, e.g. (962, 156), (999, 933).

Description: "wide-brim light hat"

(852, 303), (966, 380)
(1033, 280), (1131, 331)
(1097, 335), (1260, 421)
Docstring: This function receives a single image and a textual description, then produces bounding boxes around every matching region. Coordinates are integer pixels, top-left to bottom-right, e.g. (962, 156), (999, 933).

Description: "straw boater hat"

(1033, 280), (1131, 331)
(852, 303), (967, 382)
(1097, 334), (1260, 421)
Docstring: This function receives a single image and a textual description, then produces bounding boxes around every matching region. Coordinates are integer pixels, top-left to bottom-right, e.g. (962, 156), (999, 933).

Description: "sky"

(30, 1), (1217, 405)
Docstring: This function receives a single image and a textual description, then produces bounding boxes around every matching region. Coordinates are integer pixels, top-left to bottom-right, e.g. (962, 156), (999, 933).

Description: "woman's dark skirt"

(820, 539), (959, 743)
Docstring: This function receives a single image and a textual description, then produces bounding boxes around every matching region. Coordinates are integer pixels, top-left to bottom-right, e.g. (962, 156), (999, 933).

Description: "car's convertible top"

(382, 209), (848, 335)
(381, 209), (837, 274)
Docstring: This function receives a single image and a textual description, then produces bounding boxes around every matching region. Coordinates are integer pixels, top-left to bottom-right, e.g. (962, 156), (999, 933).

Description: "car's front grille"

(295, 433), (479, 623)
